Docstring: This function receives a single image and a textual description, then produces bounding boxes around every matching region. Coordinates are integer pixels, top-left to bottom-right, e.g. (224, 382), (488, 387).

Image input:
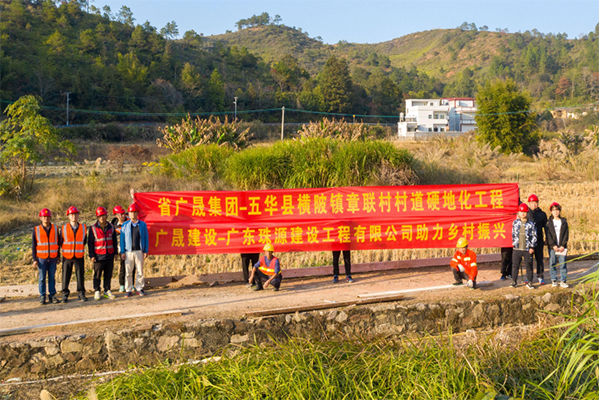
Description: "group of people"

(33, 203), (149, 305)
(33, 192), (569, 304)
(449, 193), (570, 290)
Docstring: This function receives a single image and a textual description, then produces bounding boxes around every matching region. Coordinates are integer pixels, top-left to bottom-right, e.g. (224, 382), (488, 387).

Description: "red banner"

(134, 183), (518, 255)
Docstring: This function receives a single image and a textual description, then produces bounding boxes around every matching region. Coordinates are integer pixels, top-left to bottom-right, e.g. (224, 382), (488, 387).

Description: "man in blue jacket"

(120, 203), (149, 297)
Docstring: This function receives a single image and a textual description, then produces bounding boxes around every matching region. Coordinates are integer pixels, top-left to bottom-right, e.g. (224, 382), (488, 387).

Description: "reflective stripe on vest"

(92, 223), (115, 255)
(62, 223), (86, 259)
(258, 256), (279, 276)
(35, 224), (59, 259)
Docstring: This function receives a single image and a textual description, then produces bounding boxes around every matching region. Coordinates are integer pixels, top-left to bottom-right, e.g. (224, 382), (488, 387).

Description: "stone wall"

(0, 290), (583, 380)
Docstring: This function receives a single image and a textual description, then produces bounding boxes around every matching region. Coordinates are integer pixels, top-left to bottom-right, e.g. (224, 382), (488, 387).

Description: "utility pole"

(65, 92), (71, 126)
(233, 97), (238, 120)
(281, 106), (285, 141)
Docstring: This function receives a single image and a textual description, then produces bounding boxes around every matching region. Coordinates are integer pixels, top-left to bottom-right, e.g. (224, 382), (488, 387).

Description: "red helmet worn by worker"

(66, 206), (80, 215)
(95, 206), (108, 217)
(518, 203), (529, 213)
(528, 194), (539, 202)
(113, 205), (126, 215)
(128, 203), (140, 212)
(39, 208), (52, 217)
(549, 202), (561, 211)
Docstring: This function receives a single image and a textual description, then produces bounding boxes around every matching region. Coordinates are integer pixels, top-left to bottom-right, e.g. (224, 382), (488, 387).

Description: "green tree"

(0, 96), (74, 197)
(475, 79), (538, 155)
(317, 56), (353, 113)
(207, 69), (225, 111)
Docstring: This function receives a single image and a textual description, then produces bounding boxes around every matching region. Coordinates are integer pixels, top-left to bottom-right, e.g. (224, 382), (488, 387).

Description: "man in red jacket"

(450, 237), (478, 289)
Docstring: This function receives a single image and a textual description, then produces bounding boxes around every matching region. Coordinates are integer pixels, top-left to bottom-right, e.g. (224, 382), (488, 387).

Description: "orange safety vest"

(115, 217), (129, 235)
(91, 223), (115, 255)
(35, 224), (59, 259)
(258, 256), (280, 276)
(62, 223), (86, 259)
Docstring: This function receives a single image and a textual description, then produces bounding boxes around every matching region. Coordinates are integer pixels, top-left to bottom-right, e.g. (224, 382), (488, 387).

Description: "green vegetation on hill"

(0, 3), (597, 127)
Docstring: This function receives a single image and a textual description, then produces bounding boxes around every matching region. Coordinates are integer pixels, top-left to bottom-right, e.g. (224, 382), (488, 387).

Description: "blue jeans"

(549, 249), (567, 282)
(38, 258), (57, 297)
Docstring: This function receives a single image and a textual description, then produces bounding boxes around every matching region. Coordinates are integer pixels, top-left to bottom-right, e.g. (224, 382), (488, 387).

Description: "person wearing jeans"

(511, 203), (538, 289)
(545, 202), (569, 288)
(32, 208), (61, 305)
(332, 250), (354, 283)
(120, 203), (149, 297)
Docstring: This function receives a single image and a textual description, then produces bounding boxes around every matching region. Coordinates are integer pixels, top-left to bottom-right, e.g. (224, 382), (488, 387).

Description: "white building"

(398, 97), (477, 138)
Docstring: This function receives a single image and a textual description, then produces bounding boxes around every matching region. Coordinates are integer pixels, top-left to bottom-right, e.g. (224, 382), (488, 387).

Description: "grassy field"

(0, 134), (597, 285)
(78, 274), (598, 400)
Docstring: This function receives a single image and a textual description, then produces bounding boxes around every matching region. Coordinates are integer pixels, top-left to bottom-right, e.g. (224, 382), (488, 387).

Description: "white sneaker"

(560, 281), (569, 288)
(552, 281), (558, 287)
(104, 290), (116, 300)
(94, 291), (101, 301)
(526, 282), (535, 290)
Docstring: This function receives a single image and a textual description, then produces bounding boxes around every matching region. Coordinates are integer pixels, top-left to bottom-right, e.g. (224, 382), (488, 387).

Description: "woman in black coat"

(545, 202), (569, 287)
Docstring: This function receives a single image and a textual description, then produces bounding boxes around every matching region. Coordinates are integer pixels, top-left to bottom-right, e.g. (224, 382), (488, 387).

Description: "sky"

(96, 0), (599, 44)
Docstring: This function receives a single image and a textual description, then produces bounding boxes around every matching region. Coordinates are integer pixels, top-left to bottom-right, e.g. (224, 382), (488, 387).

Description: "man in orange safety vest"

(60, 206), (88, 302)
(249, 243), (283, 291)
(32, 208), (61, 305)
(450, 237), (478, 289)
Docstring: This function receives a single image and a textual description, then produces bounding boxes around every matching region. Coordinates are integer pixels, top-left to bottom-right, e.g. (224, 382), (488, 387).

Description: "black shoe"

(62, 295), (69, 303)
(510, 281), (517, 288)
(39, 296), (47, 305)
(50, 295), (60, 304)
(79, 294), (88, 302)
(452, 281), (463, 286)
(273, 287), (280, 292)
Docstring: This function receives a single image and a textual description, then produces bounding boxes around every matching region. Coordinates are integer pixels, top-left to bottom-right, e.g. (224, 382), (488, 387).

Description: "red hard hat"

(39, 208), (51, 217)
(518, 203), (529, 213)
(113, 205), (126, 215)
(95, 206), (108, 217)
(528, 194), (539, 202)
(128, 203), (140, 212)
(549, 202), (561, 211)
(66, 206), (80, 215)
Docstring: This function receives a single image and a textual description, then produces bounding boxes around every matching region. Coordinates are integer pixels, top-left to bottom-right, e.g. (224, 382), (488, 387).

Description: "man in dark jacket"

(88, 207), (118, 300)
(526, 194), (548, 284)
(545, 202), (569, 287)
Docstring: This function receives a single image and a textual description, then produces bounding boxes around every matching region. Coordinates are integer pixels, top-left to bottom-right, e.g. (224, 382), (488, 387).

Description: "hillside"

(0, 2), (597, 126)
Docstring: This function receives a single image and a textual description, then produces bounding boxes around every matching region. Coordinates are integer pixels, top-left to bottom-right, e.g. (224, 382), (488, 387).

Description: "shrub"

(297, 118), (376, 141)
(108, 145), (153, 172)
(157, 115), (252, 153)
(225, 138), (417, 189)
(159, 144), (233, 181)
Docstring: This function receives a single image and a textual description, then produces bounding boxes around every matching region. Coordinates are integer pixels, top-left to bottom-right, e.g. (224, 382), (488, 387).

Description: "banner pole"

(281, 106), (285, 141)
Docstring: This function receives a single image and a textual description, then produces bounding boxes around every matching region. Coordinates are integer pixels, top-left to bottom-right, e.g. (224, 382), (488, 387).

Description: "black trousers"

(333, 250), (351, 276)
(93, 258), (114, 292)
(118, 259), (135, 286)
(241, 253), (260, 283)
(512, 249), (533, 284)
(62, 257), (85, 296)
(533, 243), (545, 276)
(253, 269), (282, 289)
(500, 247), (513, 277)
(452, 268), (476, 287)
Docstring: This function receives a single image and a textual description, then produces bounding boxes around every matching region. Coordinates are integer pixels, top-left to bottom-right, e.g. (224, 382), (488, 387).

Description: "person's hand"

(121, 254), (126, 261)
(91, 257), (96, 263)
(264, 281), (270, 289)
(33, 260), (38, 268)
(248, 277), (253, 284)
(559, 246), (565, 252)
(553, 246), (559, 252)
(528, 248), (534, 254)
(143, 253), (148, 260)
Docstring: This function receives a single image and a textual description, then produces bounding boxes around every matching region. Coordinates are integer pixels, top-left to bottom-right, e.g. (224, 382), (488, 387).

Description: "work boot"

(50, 295), (60, 304)
(39, 295), (47, 305)
(452, 281), (463, 286)
(79, 293), (88, 302)
(252, 286), (263, 291)
(62, 294), (69, 303)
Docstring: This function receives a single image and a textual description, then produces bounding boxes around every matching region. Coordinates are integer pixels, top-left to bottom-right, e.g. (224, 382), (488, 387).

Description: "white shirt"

(553, 219), (562, 245)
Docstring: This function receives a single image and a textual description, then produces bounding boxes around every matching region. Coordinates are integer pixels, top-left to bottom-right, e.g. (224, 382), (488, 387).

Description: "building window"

(428, 128), (432, 132)
(433, 127), (438, 132)
(428, 115), (432, 119)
